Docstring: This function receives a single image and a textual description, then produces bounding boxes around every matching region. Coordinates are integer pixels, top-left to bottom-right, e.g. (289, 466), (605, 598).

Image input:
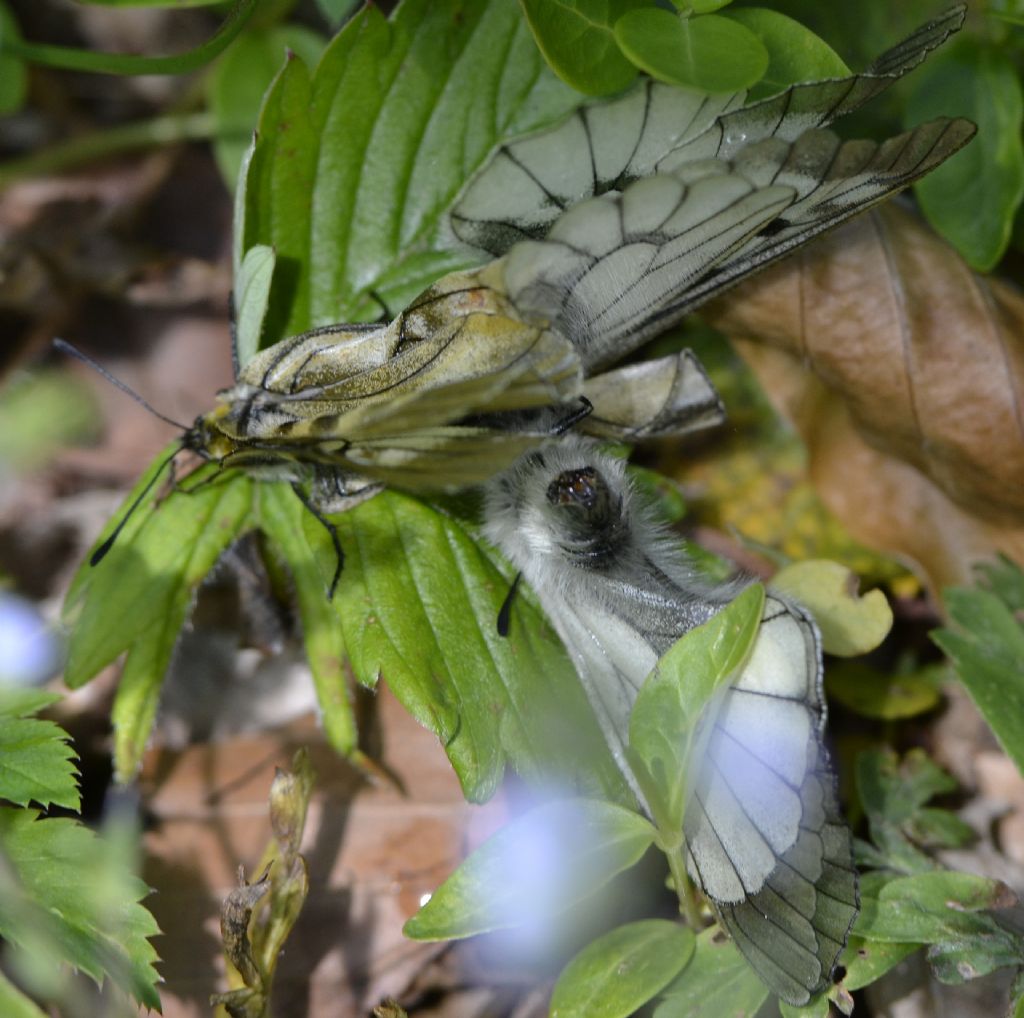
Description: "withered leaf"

(704, 203), (1024, 593)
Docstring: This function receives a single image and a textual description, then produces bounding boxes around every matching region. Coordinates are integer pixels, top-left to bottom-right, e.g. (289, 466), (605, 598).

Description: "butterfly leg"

(496, 571), (522, 637)
(551, 396), (594, 436)
(290, 482), (345, 600)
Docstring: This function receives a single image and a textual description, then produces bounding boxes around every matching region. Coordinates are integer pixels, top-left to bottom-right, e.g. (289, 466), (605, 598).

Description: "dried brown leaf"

(704, 203), (1024, 593)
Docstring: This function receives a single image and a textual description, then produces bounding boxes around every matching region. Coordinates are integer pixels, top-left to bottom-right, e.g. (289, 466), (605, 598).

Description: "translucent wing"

(581, 351), (725, 441)
(450, 6), (967, 255)
(484, 438), (858, 1004)
(500, 119), (975, 370)
(684, 597), (858, 1004)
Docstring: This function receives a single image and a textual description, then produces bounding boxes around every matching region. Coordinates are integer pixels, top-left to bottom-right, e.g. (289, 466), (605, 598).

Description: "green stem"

(666, 841), (701, 928)
(3, 0), (257, 76)
(0, 112), (228, 189)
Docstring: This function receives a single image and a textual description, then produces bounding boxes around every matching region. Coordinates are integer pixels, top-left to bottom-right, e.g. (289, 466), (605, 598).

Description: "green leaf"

(904, 807), (975, 850)
(905, 38), (1024, 271)
(257, 485), (356, 758)
(838, 936), (920, 992)
(240, 0), (580, 345)
(519, 0), (645, 95)
(73, 0), (228, 6)
(64, 461), (254, 688)
(780, 993), (830, 1018)
(856, 870), (1017, 946)
(550, 919), (695, 1018)
(233, 244), (277, 370)
(976, 554), (1024, 613)
(613, 9), (768, 93)
(208, 25), (326, 189)
(2, 0), (258, 76)
(0, 370), (100, 471)
(0, 969), (46, 1018)
(857, 748), (957, 826)
(855, 747), (964, 875)
(723, 8), (849, 102)
(687, 0), (733, 13)
(826, 661), (942, 720)
(0, 1), (27, 115)
(628, 583), (764, 833)
(654, 926), (769, 1017)
(403, 798), (656, 940)
(771, 559), (892, 657)
(63, 461), (255, 780)
(313, 0), (361, 27)
(933, 584), (1024, 775)
(322, 491), (626, 803)
(0, 808), (161, 1010)
(0, 690), (79, 811)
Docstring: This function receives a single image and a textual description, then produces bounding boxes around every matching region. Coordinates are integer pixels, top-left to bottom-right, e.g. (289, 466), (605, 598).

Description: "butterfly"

(483, 436), (859, 1005)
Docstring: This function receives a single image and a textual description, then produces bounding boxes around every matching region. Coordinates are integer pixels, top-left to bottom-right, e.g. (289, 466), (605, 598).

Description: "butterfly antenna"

(53, 338), (190, 431)
(90, 446), (183, 565)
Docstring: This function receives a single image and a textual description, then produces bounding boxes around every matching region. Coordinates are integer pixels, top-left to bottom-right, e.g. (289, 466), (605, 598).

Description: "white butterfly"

(484, 437), (858, 1005)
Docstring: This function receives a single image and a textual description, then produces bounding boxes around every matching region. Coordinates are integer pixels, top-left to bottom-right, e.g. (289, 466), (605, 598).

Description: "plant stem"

(0, 112), (228, 189)
(2, 0), (257, 76)
(666, 841), (701, 928)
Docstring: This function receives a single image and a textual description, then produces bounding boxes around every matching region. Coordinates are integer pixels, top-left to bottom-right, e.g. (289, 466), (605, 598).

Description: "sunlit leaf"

(319, 491), (626, 803)
(772, 559), (892, 656)
(240, 0), (579, 343)
(0, 690), (78, 811)
(233, 244), (277, 370)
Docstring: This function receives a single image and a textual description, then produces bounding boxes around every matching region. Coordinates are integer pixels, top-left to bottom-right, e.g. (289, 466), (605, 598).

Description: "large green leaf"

(320, 491), (627, 803)
(403, 798), (656, 939)
(239, 0), (580, 342)
(905, 38), (1024, 271)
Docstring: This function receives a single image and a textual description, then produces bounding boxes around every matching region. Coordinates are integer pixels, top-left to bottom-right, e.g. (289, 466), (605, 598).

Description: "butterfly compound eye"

(546, 467), (600, 509)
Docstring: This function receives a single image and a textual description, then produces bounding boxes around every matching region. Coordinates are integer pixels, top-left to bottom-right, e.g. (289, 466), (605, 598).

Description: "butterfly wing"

(581, 351), (725, 441)
(500, 118), (974, 371)
(684, 596), (858, 1005)
(450, 6), (967, 256)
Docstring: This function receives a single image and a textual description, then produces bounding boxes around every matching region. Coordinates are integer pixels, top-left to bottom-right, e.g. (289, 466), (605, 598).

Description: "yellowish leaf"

(772, 559), (893, 656)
